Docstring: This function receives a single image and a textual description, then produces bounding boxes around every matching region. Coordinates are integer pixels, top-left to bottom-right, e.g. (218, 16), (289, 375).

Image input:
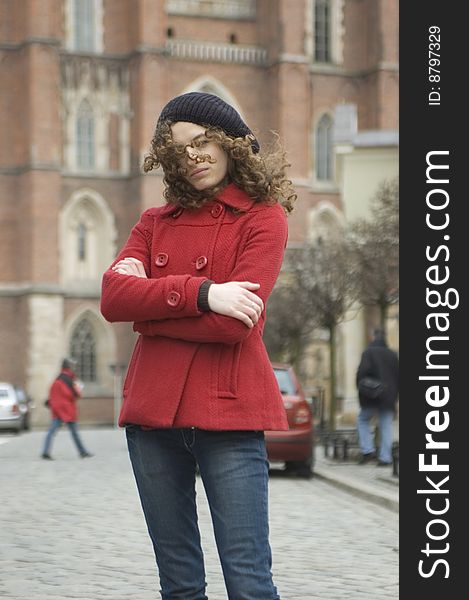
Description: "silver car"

(0, 382), (26, 433)
(14, 386), (34, 430)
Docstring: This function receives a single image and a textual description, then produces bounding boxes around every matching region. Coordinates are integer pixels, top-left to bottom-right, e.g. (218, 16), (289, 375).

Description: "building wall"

(336, 142), (398, 422)
(0, 0), (399, 426)
(340, 146), (398, 220)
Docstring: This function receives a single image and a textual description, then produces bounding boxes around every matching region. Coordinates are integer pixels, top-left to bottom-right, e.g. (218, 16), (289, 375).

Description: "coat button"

(211, 203), (223, 218)
(155, 253), (168, 267)
(172, 207), (184, 218)
(167, 291), (181, 307)
(195, 256), (208, 270)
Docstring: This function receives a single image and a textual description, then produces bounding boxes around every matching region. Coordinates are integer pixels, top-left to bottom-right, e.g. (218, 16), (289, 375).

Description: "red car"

(265, 363), (314, 478)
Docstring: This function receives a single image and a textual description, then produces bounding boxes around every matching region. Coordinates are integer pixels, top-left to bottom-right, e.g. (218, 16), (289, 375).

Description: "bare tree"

(265, 237), (359, 430)
(263, 284), (300, 366)
(349, 177), (399, 331)
(299, 237), (360, 430)
(263, 259), (317, 375)
(264, 179), (398, 429)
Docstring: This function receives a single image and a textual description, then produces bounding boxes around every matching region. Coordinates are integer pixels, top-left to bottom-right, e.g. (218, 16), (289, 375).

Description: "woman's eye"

(172, 144), (186, 154)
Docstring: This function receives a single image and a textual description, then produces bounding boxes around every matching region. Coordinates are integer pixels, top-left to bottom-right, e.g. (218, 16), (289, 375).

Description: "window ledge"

(63, 282), (102, 298)
(61, 170), (131, 179)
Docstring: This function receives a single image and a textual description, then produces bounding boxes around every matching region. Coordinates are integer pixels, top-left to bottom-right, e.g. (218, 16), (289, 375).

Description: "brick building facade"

(0, 0), (398, 426)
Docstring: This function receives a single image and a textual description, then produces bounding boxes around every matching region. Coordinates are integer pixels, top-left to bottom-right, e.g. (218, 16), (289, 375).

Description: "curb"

(314, 466), (399, 513)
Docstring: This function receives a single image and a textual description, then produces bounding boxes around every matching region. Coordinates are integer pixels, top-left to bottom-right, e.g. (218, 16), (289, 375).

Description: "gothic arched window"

(70, 319), (97, 383)
(315, 114), (333, 181)
(73, 0), (96, 51)
(60, 189), (117, 285)
(76, 100), (95, 170)
(314, 0), (331, 62)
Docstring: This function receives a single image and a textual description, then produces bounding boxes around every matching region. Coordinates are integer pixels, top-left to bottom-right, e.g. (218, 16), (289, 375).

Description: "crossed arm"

(101, 206), (288, 344)
(112, 256), (264, 329)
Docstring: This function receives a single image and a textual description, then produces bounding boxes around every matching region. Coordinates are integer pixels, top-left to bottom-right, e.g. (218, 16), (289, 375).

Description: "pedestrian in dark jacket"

(41, 358), (93, 460)
(100, 92), (296, 599)
(356, 329), (399, 465)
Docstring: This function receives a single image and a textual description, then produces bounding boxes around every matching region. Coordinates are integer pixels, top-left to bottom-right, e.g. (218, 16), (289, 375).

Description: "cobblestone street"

(0, 429), (398, 599)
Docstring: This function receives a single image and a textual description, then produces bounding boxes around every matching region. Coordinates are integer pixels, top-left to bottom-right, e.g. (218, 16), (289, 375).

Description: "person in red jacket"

(41, 358), (92, 460)
(101, 92), (296, 599)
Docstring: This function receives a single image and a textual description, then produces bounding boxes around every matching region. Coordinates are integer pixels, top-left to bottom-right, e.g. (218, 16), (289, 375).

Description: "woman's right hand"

(111, 257), (147, 278)
(208, 282), (264, 328)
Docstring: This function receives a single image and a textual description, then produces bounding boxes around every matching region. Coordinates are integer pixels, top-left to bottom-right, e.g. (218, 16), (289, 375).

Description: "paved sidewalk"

(312, 420), (399, 512)
(313, 450), (399, 512)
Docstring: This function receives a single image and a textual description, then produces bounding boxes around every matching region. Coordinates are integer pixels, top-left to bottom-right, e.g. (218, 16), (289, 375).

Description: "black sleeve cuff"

(197, 280), (214, 312)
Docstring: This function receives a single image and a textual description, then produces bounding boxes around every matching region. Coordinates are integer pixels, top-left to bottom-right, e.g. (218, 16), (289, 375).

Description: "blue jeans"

(42, 418), (88, 456)
(126, 427), (280, 600)
(357, 407), (394, 463)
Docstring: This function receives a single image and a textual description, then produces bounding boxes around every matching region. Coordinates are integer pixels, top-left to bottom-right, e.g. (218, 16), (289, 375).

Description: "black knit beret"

(158, 92), (260, 153)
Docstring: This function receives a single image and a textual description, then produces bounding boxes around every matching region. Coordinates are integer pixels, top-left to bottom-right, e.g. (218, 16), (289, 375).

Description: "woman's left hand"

(112, 257), (148, 278)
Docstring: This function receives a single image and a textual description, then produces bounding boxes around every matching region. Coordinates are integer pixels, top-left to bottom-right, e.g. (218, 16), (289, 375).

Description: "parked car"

(0, 383), (33, 433)
(265, 363), (314, 478)
(14, 385), (34, 430)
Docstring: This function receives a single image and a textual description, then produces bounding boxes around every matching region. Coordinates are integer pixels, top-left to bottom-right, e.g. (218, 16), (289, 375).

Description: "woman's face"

(170, 121), (229, 191)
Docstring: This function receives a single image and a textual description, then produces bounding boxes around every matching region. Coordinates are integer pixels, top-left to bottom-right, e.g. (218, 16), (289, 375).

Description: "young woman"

(101, 92), (296, 600)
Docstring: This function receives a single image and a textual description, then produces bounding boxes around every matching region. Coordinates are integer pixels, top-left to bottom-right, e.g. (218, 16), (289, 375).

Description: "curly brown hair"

(142, 121), (296, 214)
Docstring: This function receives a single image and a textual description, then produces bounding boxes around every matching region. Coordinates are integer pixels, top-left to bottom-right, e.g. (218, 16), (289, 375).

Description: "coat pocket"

(217, 342), (242, 398)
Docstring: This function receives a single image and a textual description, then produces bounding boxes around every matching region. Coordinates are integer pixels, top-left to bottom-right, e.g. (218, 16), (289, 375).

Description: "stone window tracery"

(70, 318), (97, 383)
(59, 189), (117, 288)
(76, 99), (95, 170)
(61, 57), (130, 174)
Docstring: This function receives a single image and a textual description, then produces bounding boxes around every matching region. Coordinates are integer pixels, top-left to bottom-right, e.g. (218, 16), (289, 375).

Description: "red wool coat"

(101, 183), (289, 431)
(48, 368), (80, 422)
